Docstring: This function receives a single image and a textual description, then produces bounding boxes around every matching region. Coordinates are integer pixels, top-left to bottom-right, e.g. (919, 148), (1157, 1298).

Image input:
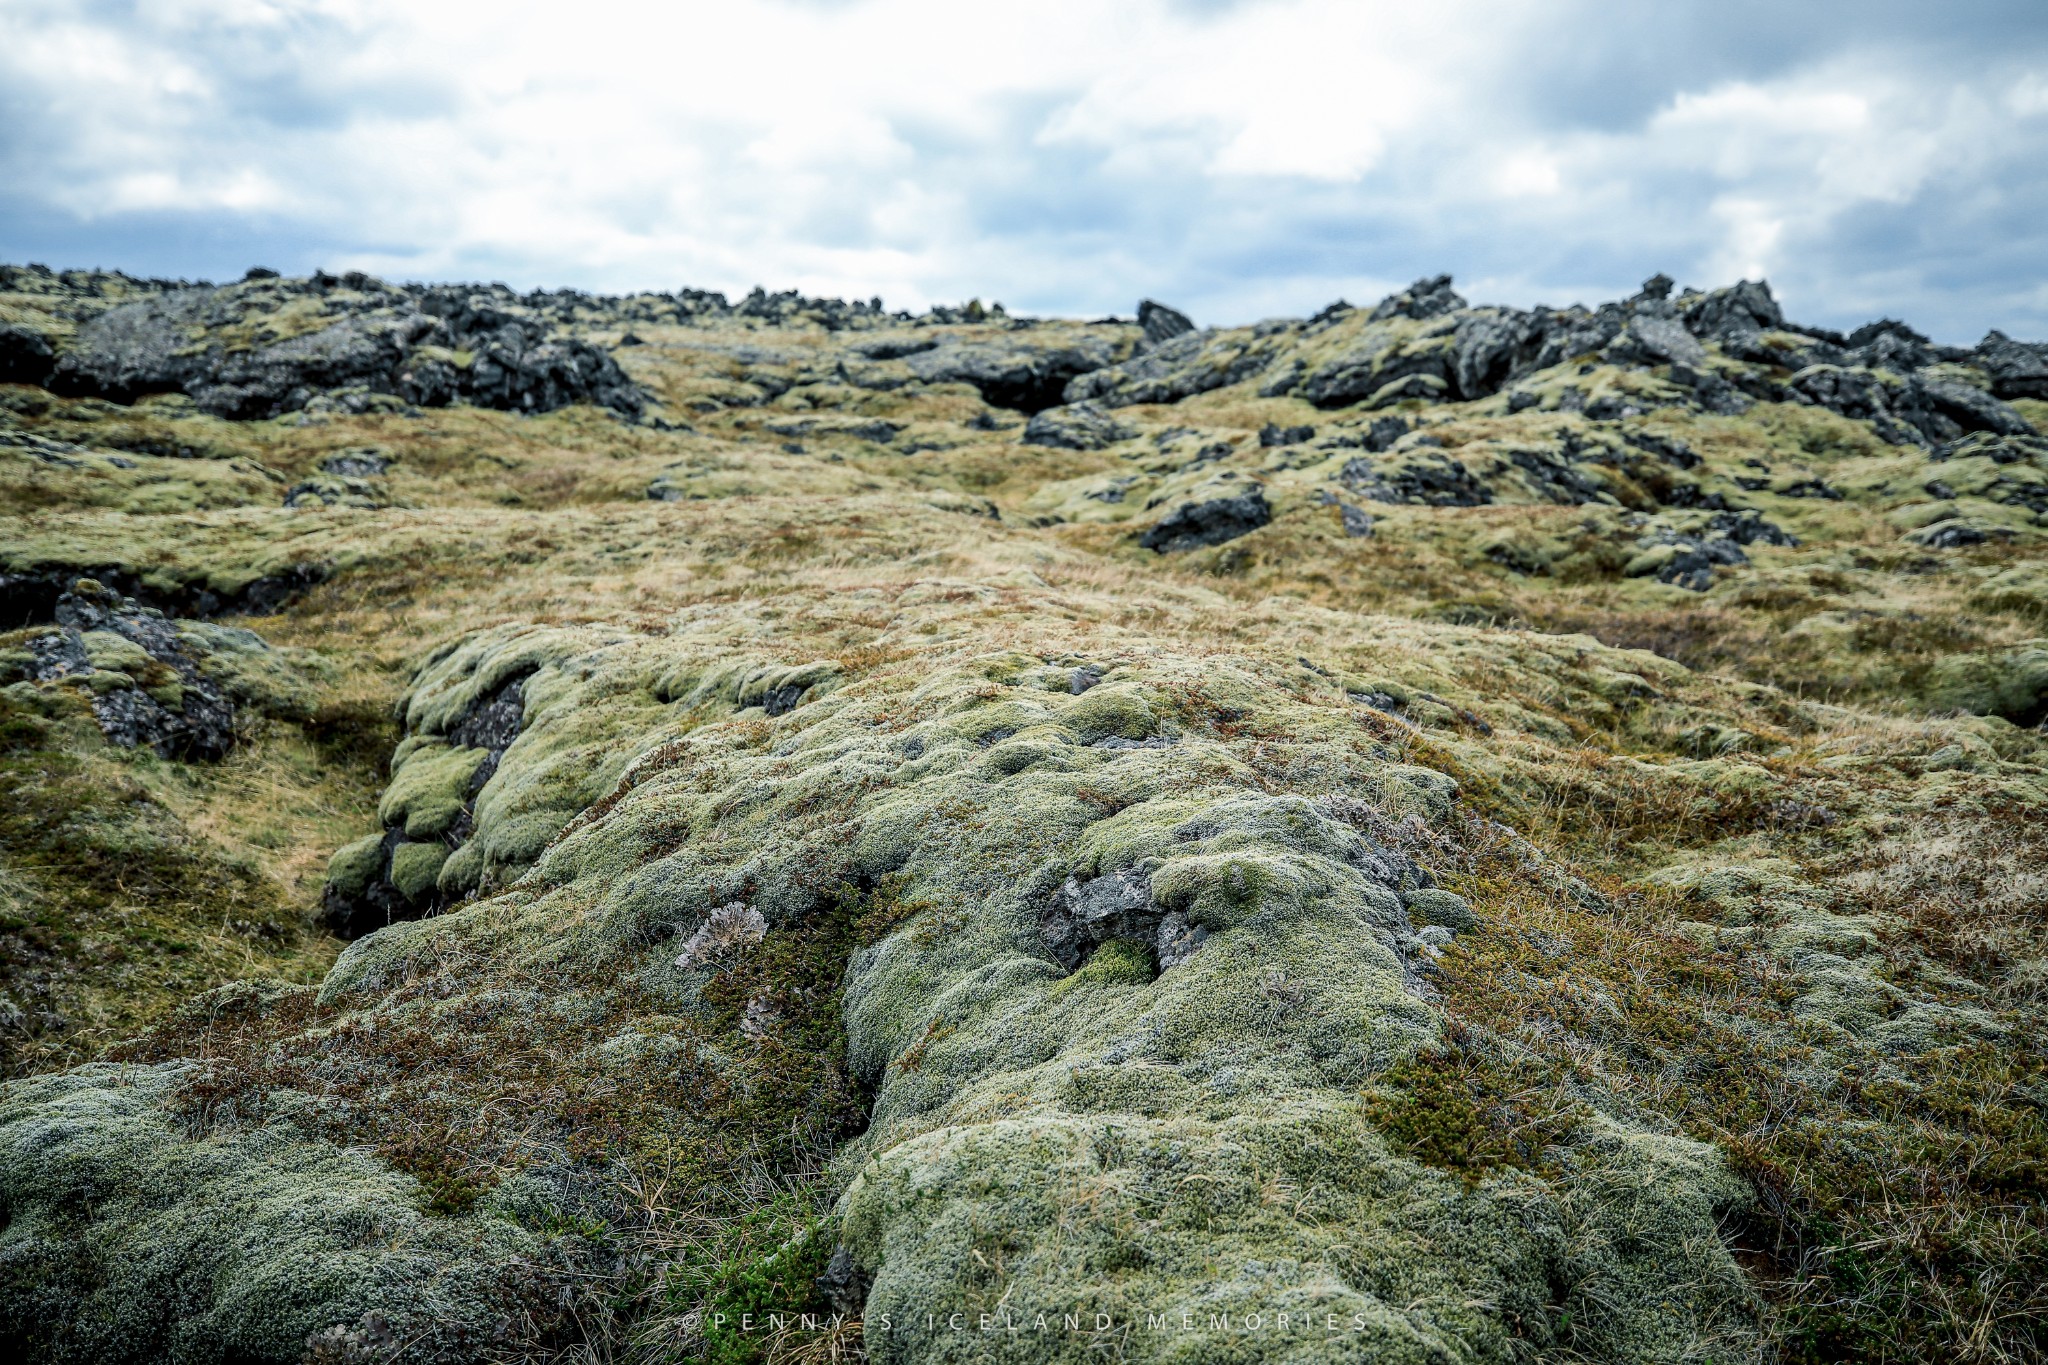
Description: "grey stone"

(0, 322), (56, 386)
(1917, 378), (2036, 438)
(1021, 401), (1138, 450)
(1370, 274), (1467, 322)
(1139, 486), (1272, 552)
(1138, 300), (1195, 348)
(1681, 279), (1784, 341)
(1611, 314), (1707, 368)
(1975, 330), (2048, 400)
(29, 579), (244, 760)
(907, 336), (1121, 413)
(50, 273), (645, 420)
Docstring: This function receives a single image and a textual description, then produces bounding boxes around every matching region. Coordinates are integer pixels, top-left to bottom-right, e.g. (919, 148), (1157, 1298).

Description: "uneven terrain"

(0, 262), (2044, 1364)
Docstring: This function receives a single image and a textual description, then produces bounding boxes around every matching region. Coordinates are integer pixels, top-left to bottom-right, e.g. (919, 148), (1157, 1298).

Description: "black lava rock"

(1140, 486), (1272, 553)
(27, 580), (243, 759)
(48, 272), (646, 421)
(1138, 300), (1196, 348)
(0, 323), (56, 386)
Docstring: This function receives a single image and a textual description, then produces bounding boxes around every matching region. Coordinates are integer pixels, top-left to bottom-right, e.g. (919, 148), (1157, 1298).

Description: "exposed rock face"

(1339, 445), (1493, 507)
(24, 584), (237, 759)
(0, 577), (308, 760)
(0, 324), (55, 386)
(0, 562), (327, 628)
(49, 271), (645, 420)
(1625, 509), (1799, 592)
(1137, 298), (1195, 348)
(906, 334), (1125, 412)
(1022, 400), (1139, 450)
(1681, 278), (1785, 341)
(1139, 484), (1272, 551)
(1976, 330), (2048, 399)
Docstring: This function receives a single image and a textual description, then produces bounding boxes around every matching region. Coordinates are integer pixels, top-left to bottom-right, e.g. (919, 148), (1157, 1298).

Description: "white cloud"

(0, 0), (2044, 338)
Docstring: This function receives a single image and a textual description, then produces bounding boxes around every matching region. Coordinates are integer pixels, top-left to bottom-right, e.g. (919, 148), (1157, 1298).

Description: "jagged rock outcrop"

(1624, 509), (1798, 591)
(0, 577), (310, 759)
(0, 561), (327, 628)
(48, 271), (646, 420)
(906, 334), (1127, 412)
(0, 324), (55, 386)
(1976, 330), (2048, 399)
(1022, 401), (1138, 450)
(16, 581), (238, 758)
(1136, 299), (1195, 348)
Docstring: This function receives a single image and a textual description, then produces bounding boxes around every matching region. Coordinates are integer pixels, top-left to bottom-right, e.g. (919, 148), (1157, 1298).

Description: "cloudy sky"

(3, 0), (2045, 341)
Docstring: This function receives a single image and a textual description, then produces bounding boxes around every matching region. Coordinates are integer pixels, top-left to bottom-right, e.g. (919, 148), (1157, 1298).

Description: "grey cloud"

(0, 0), (2043, 344)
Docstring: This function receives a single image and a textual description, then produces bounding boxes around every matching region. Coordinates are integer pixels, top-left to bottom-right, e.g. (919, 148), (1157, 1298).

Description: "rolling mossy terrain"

(0, 263), (2044, 1364)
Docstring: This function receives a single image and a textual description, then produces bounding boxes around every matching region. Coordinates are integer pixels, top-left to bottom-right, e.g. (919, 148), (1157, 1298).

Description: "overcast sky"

(3, 0), (2046, 341)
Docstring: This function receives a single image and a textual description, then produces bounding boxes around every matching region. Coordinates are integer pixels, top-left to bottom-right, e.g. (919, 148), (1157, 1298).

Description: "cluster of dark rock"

(1139, 484), (1273, 553)
(0, 561), (326, 628)
(1628, 509), (1800, 592)
(284, 446), (394, 509)
(24, 270), (644, 421)
(14, 579), (245, 760)
(1066, 273), (2041, 447)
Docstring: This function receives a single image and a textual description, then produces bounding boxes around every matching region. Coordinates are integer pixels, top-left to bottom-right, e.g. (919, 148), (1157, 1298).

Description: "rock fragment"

(1139, 486), (1272, 552)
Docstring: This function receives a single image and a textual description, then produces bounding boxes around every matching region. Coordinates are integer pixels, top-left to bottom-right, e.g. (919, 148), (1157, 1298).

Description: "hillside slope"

(1, 264), (2043, 1365)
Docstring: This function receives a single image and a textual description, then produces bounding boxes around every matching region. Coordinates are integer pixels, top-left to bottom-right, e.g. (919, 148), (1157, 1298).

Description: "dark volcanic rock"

(1039, 866), (1210, 974)
(1062, 329), (1278, 408)
(0, 562), (327, 628)
(49, 272), (645, 420)
(1681, 280), (1784, 342)
(1139, 486), (1272, 553)
(1371, 275), (1468, 322)
(1917, 378), (2036, 438)
(24, 580), (245, 759)
(907, 336), (1123, 413)
(1450, 310), (1545, 397)
(321, 670), (534, 939)
(1632, 510), (1797, 592)
(0, 323), (56, 386)
(1022, 401), (1138, 450)
(320, 446), (393, 477)
(1301, 335), (1453, 410)
(1976, 331), (2048, 400)
(1138, 300), (1196, 348)
(1338, 450), (1493, 507)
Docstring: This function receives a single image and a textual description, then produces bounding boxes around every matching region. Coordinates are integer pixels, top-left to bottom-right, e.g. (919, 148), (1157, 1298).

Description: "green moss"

(376, 742), (485, 838)
(386, 840), (449, 899)
(325, 833), (385, 897)
(1049, 937), (1153, 995)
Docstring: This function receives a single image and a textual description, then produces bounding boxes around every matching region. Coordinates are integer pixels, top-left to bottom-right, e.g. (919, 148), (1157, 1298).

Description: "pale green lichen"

(377, 741), (487, 838)
(0, 1059), (559, 1363)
